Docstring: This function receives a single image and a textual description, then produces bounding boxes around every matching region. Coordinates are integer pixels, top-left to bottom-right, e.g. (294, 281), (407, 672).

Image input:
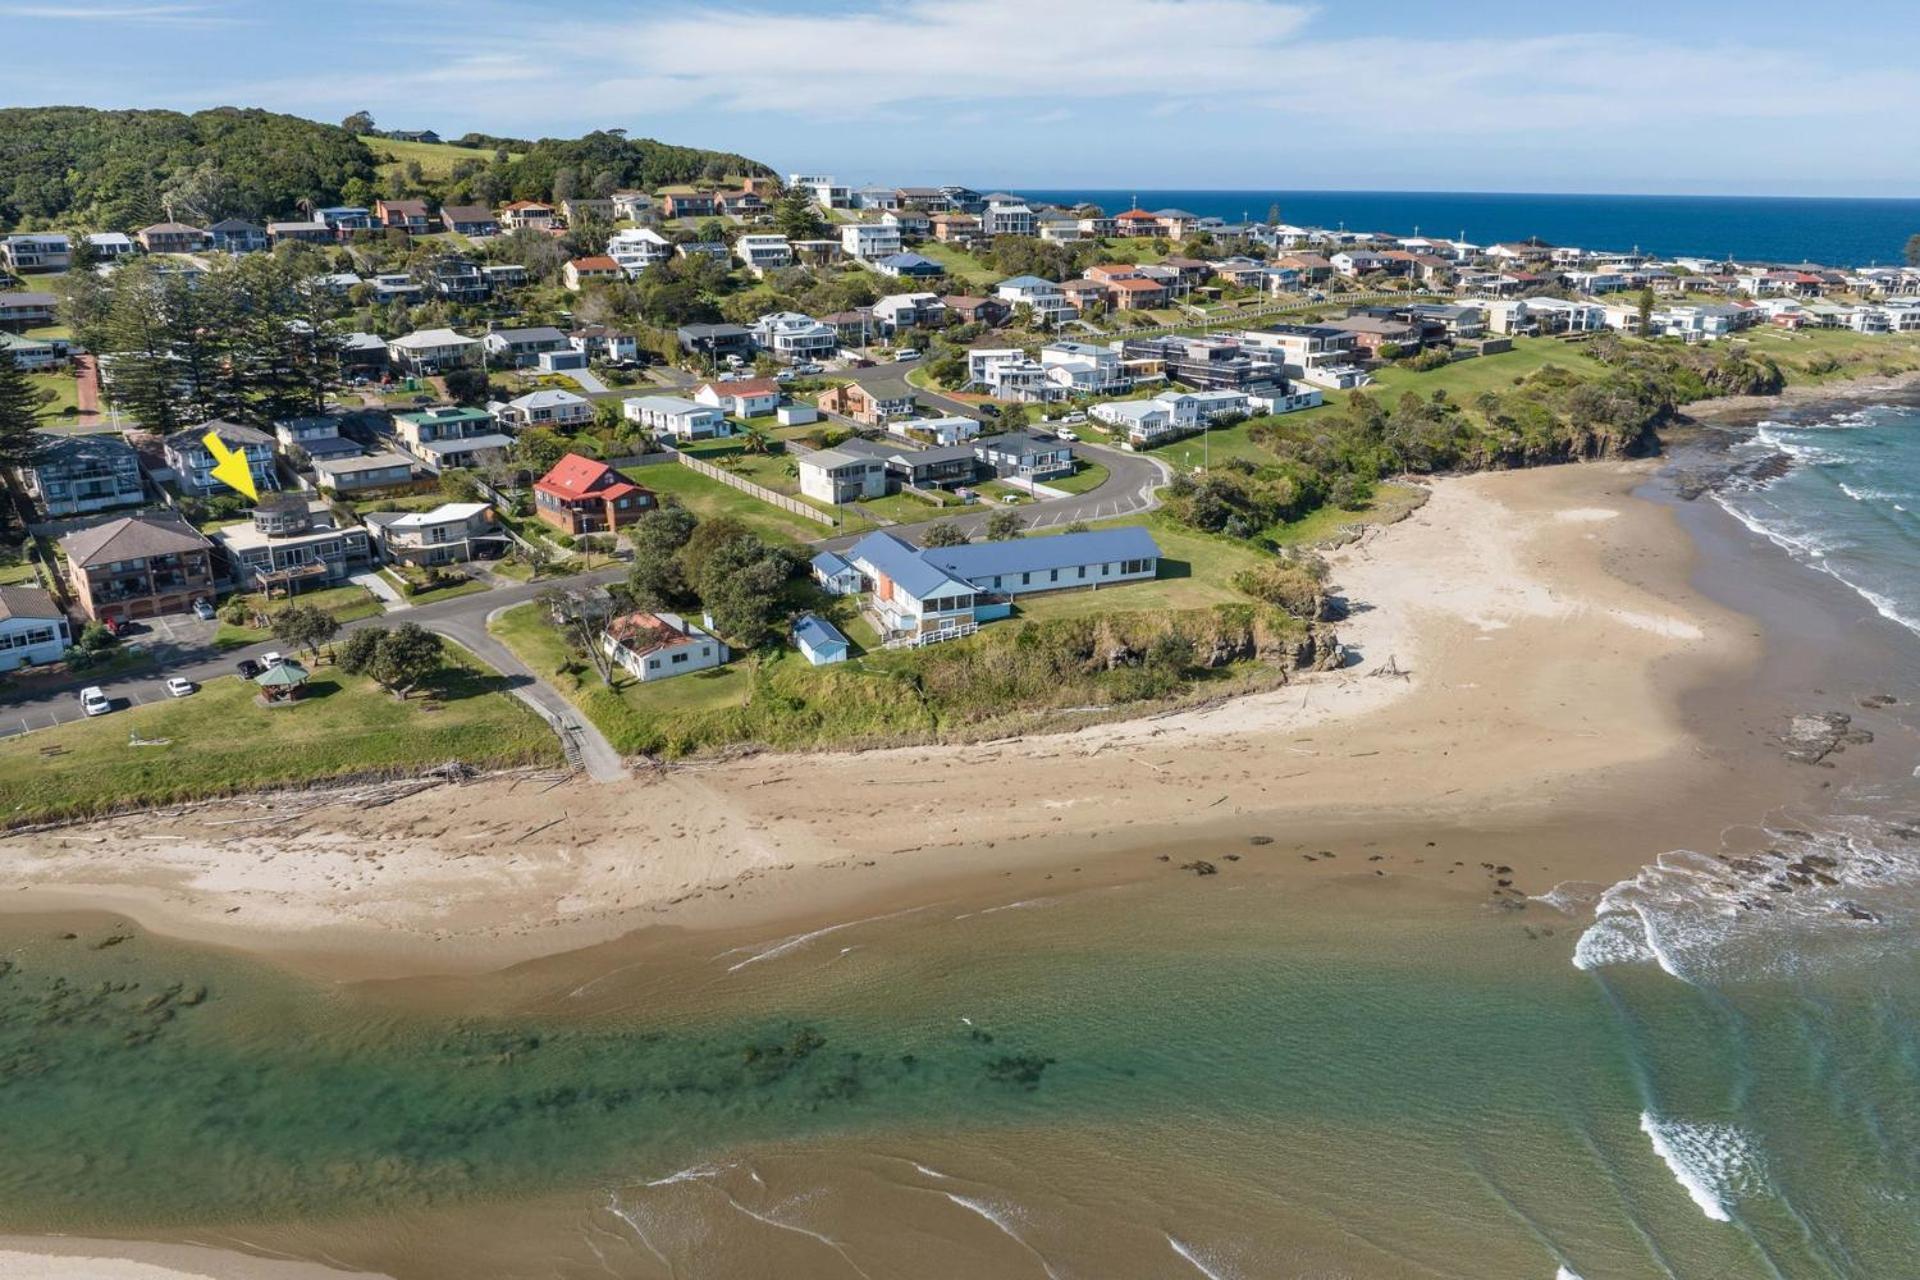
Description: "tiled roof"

(59, 514), (210, 567)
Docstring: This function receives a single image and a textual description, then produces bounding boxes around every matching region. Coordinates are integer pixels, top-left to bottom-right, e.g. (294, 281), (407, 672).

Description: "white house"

(624, 395), (731, 440)
(994, 276), (1077, 324)
(734, 234), (793, 275)
(0, 585), (71, 670)
(496, 388), (593, 430)
(841, 223), (904, 261)
(982, 198), (1035, 238)
(1040, 341), (1131, 396)
(798, 448), (888, 504)
(387, 328), (481, 376)
(606, 227), (673, 275)
(693, 378), (780, 418)
(363, 502), (501, 567)
(968, 347), (1051, 401)
(889, 415), (981, 446)
(751, 311), (838, 363)
(601, 611), (729, 682)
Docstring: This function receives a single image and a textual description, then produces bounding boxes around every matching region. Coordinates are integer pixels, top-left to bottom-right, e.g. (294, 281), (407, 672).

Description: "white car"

(894, 349), (920, 361)
(191, 598), (215, 621)
(262, 651), (284, 669)
(1055, 428), (1079, 442)
(80, 686), (111, 717)
(165, 677), (196, 698)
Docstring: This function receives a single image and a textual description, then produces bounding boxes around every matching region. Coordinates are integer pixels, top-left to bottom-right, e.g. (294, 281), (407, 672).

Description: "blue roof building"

(923, 527), (1161, 597)
(792, 612), (851, 666)
(877, 252), (946, 279)
(811, 549), (863, 595)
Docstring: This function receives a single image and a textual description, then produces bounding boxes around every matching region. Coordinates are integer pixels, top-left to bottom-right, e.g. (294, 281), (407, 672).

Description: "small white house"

(601, 611), (729, 682)
(625, 395), (730, 440)
(0, 585), (71, 670)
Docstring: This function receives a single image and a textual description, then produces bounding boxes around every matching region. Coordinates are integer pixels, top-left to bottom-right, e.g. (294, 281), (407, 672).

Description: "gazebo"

(253, 659), (311, 704)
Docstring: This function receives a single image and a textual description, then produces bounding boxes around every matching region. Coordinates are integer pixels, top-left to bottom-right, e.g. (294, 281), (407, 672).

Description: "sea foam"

(1637, 1112), (1764, 1224)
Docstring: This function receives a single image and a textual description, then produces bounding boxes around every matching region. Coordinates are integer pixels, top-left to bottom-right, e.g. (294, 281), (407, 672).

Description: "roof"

(164, 418), (274, 449)
(365, 502), (489, 530)
(440, 204), (495, 222)
(389, 328), (477, 350)
(977, 429), (1068, 455)
(846, 531), (974, 602)
(998, 275), (1056, 289)
(810, 550), (854, 577)
(139, 221), (208, 236)
(312, 451), (414, 475)
(490, 325), (568, 344)
(803, 447), (878, 473)
(922, 527), (1161, 585)
(0, 291), (58, 308)
(254, 660), (311, 687)
(1108, 277), (1167, 293)
(28, 429), (138, 472)
(60, 514), (210, 567)
(604, 610), (700, 656)
(626, 395), (712, 416)
(508, 388), (588, 411)
(536, 453), (627, 497)
(793, 613), (849, 653)
(700, 378), (779, 398)
(568, 256), (622, 272)
(0, 584), (62, 622)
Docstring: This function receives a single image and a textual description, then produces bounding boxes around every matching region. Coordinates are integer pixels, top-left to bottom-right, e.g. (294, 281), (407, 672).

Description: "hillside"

(0, 108), (775, 232)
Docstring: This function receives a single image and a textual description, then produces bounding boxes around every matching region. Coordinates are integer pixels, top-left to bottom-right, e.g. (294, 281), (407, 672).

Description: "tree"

(539, 587), (617, 685)
(1061, 519), (1091, 535)
(920, 522), (969, 547)
(439, 468), (483, 502)
(626, 503), (698, 608)
(341, 111), (376, 136)
(272, 603), (339, 660)
(370, 622), (444, 699)
(772, 187), (826, 241)
(984, 509), (1025, 541)
(335, 626), (383, 676)
(443, 367), (492, 405)
(0, 347), (48, 471)
(1906, 233), (1920, 267)
(1636, 286), (1656, 335)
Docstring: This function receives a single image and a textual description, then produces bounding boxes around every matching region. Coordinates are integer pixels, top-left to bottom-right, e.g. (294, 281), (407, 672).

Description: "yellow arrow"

(202, 431), (258, 502)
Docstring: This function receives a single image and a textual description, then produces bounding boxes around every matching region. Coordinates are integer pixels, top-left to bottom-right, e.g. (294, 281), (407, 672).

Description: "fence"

(672, 453), (838, 527)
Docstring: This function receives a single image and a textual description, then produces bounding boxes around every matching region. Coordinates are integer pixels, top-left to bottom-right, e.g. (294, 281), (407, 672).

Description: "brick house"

(533, 453), (656, 536)
(59, 514), (216, 622)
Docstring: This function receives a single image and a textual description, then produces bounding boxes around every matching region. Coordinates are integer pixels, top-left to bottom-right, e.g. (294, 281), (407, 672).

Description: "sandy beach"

(0, 460), (1798, 980)
(0, 1236), (390, 1280)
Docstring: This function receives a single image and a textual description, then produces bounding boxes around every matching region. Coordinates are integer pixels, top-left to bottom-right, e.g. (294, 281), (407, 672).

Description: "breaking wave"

(1637, 1112), (1764, 1224)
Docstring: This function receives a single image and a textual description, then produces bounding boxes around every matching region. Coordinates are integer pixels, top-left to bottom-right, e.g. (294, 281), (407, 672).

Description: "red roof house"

(533, 453), (654, 536)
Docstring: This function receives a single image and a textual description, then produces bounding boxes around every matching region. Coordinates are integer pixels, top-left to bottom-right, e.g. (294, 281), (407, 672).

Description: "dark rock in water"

(1222, 853), (1241, 862)
(984, 1053), (1056, 1090)
(1778, 714), (1867, 765)
(177, 985), (207, 1006)
(1155, 854), (1170, 862)
(1181, 860), (1219, 876)
(1858, 693), (1898, 709)
(88, 934), (131, 951)
(1496, 878), (1514, 888)
(1840, 902), (1880, 923)
(1248, 836), (1274, 846)
(1495, 865), (1513, 875)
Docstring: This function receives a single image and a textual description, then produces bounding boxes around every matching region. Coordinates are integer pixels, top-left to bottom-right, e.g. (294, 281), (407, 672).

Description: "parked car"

(1059, 411), (1087, 424)
(978, 404), (1001, 417)
(793, 362), (823, 375)
(191, 598), (215, 621)
(236, 658), (262, 679)
(80, 686), (110, 717)
(165, 677), (196, 698)
(262, 651), (284, 669)
(894, 349), (920, 361)
(1055, 428), (1079, 441)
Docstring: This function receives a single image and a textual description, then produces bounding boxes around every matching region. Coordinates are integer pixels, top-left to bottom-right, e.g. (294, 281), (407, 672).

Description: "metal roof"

(921, 527), (1160, 585)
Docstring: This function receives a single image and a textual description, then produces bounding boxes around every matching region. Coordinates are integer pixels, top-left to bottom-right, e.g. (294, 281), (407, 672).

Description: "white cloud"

(0, 2), (236, 22)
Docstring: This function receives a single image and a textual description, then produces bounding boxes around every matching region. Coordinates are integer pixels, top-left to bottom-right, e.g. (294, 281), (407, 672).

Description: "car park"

(166, 677), (196, 698)
(80, 686), (111, 717)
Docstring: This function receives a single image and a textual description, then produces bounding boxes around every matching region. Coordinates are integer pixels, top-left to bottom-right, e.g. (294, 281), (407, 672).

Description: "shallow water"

(3, 835), (1917, 1278)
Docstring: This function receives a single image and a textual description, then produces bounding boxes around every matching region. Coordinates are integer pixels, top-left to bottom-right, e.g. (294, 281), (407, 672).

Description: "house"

(1, 233), (72, 272)
(22, 431), (144, 517)
(310, 452), (416, 494)
(392, 406), (510, 471)
(604, 228), (672, 277)
(1120, 334), (1281, 391)
(364, 502), (501, 567)
(819, 374), (917, 425)
(734, 234), (793, 275)
(820, 310), (875, 345)
(678, 323), (754, 361)
(1332, 313), (1422, 355)
(889, 414), (981, 446)
(0, 291), (58, 331)
(387, 328), (481, 376)
(1040, 341), (1131, 396)
(693, 378), (780, 418)
(370, 272), (424, 304)
(973, 430), (1075, 481)
(601, 610), (729, 682)
(212, 496), (372, 595)
(387, 129), (441, 144)
(789, 174), (851, 209)
(424, 257), (490, 302)
(624, 395), (731, 440)
(0, 331), (61, 370)
(533, 453), (655, 535)
(316, 206), (373, 234)
(875, 252), (945, 280)
(499, 201), (557, 231)
(1059, 278), (1108, 311)
(842, 223), (904, 261)
(439, 204), (500, 236)
(882, 209), (932, 241)
(1275, 253), (1332, 282)
(930, 213), (981, 244)
(563, 256), (624, 291)
(1106, 276), (1172, 310)
(994, 276), (1077, 323)
(844, 531), (981, 646)
(942, 294), (1009, 327)
(750, 311), (838, 363)
(798, 448), (888, 504)
(810, 550), (864, 596)
(920, 525), (1161, 599)
(59, 514), (215, 622)
(84, 231), (138, 261)
(483, 325), (571, 367)
(896, 187), (951, 212)
(337, 331), (391, 373)
(480, 264), (526, 292)
(792, 613), (850, 666)
(1092, 387), (1293, 447)
(373, 199), (433, 234)
(838, 437), (980, 491)
(982, 198), (1035, 238)
(718, 188), (767, 218)
(274, 410), (367, 463)
(871, 292), (946, 333)
(135, 222), (212, 254)
(660, 190), (718, 219)
(268, 220), (333, 246)
(561, 197), (616, 224)
(0, 585), (70, 670)
(164, 420), (278, 497)
(967, 347), (1050, 401)
(497, 388), (593, 429)
(1113, 208), (1162, 237)
(570, 326), (639, 364)
(1237, 323), (1361, 381)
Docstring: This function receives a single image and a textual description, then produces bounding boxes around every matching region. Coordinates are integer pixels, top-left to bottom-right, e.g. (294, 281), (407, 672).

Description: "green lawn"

(1148, 420), (1281, 471)
(1737, 327), (1920, 384)
(214, 584), (384, 648)
(0, 645), (562, 826)
(1365, 337), (1609, 402)
(27, 370), (79, 416)
(635, 463), (835, 548)
(1045, 460), (1110, 494)
(0, 558), (38, 586)
(852, 491), (951, 524)
(1265, 481), (1428, 548)
(911, 241), (1001, 287)
(360, 134), (521, 180)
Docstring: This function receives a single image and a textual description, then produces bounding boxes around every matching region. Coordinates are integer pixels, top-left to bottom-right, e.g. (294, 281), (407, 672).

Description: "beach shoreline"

(0, 458), (1811, 982)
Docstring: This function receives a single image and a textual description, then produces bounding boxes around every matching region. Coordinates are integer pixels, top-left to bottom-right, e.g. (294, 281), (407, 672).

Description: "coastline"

(0, 1236), (391, 1280)
(0, 459), (1790, 980)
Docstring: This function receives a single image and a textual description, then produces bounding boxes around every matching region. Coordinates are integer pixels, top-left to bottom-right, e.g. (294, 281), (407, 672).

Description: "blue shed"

(793, 613), (851, 666)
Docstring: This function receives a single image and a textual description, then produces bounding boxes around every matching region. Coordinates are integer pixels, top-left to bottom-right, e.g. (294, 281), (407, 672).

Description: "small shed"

(777, 403), (819, 427)
(537, 348), (590, 373)
(253, 659), (312, 703)
(792, 613), (850, 666)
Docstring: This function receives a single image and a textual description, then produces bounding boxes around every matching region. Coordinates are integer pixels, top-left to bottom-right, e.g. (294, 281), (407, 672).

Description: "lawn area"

(852, 491), (951, 525)
(214, 584), (384, 648)
(0, 558), (38, 586)
(1148, 419), (1282, 471)
(1265, 481), (1428, 548)
(27, 370), (79, 416)
(359, 134), (520, 180)
(1737, 327), (1920, 384)
(912, 241), (1002, 288)
(1046, 460), (1111, 495)
(25, 324), (72, 341)
(637, 462), (836, 548)
(1010, 510), (1267, 620)
(0, 644), (562, 826)
(1366, 336), (1609, 402)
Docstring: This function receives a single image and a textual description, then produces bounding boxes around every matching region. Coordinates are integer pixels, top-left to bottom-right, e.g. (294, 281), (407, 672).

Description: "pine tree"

(0, 347), (49, 471)
(95, 264), (191, 435)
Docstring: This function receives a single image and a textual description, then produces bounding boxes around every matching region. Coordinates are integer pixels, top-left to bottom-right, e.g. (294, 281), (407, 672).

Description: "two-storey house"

(533, 453), (655, 535)
(23, 431), (145, 517)
(164, 420), (279, 497)
(60, 514), (216, 622)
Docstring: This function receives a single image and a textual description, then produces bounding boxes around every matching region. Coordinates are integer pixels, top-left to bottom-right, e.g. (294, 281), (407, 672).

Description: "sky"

(6, 0), (1920, 196)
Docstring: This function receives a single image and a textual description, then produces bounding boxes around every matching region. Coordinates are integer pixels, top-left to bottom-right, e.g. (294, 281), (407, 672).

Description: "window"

(1077, 566), (1087, 579)
(1049, 569), (1059, 582)
(671, 652), (689, 664)
(701, 646), (711, 657)
(1021, 572), (1031, 585)
(647, 658), (660, 670)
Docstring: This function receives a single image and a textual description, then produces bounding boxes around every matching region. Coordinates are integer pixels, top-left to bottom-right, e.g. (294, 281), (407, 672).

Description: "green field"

(26, 370), (80, 417)
(637, 461), (841, 546)
(214, 585), (384, 648)
(359, 134), (520, 181)
(0, 645), (561, 826)
(911, 242), (1001, 287)
(1045, 460), (1111, 494)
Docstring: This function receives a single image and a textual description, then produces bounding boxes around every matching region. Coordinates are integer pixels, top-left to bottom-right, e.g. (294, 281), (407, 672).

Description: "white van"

(80, 686), (111, 717)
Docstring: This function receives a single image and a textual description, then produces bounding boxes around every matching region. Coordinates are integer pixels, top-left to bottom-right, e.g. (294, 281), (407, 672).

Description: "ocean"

(1012, 189), (1920, 267)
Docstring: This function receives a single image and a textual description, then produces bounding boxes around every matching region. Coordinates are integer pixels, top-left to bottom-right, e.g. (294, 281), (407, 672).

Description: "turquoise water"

(1713, 395), (1920, 638)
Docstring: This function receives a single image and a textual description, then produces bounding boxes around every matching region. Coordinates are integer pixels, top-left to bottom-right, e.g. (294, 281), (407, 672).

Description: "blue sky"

(6, 0), (1920, 196)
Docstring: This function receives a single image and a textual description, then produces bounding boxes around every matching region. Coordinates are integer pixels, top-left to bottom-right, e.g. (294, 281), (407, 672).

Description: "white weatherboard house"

(601, 611), (729, 682)
(624, 395), (731, 440)
(0, 585), (71, 670)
